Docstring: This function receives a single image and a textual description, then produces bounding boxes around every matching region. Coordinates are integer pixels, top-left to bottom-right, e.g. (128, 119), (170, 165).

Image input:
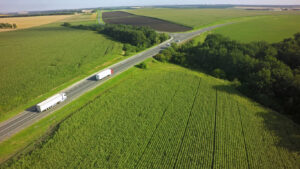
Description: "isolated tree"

(212, 68), (226, 79)
(62, 22), (71, 27)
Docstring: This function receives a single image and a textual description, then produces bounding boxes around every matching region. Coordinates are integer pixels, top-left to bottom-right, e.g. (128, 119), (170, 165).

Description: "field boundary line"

(210, 89), (218, 169)
(237, 102), (251, 169)
(172, 78), (202, 169)
(133, 81), (181, 169)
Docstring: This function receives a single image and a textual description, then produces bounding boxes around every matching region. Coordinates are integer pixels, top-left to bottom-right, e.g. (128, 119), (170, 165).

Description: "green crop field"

(3, 61), (299, 168)
(213, 15), (300, 43)
(0, 15), (123, 121)
(127, 8), (300, 29)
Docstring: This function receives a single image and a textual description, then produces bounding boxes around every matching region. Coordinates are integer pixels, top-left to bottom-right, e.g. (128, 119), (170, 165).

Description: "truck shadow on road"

(87, 76), (97, 81)
(212, 84), (244, 98)
(26, 106), (38, 113)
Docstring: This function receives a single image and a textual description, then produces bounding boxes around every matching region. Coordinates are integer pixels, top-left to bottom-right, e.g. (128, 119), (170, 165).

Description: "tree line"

(62, 23), (169, 55)
(0, 23), (17, 29)
(155, 33), (300, 123)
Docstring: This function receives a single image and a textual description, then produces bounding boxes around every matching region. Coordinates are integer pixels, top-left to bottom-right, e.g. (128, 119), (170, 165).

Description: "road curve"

(0, 23), (230, 142)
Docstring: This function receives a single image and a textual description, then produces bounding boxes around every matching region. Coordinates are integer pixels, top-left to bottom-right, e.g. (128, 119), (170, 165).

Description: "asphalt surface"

(0, 23), (230, 142)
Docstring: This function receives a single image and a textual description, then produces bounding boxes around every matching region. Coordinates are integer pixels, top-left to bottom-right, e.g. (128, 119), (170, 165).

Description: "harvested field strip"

(102, 11), (192, 32)
(0, 15), (73, 32)
(61, 14), (97, 24)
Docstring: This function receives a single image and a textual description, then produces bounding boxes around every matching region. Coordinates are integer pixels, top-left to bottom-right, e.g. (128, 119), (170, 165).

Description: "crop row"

(3, 63), (299, 168)
(4, 67), (199, 168)
(237, 100), (300, 168)
(135, 75), (200, 168)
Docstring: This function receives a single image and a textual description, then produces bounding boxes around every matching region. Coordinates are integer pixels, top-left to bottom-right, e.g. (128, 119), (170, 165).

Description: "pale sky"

(1, 0), (300, 13)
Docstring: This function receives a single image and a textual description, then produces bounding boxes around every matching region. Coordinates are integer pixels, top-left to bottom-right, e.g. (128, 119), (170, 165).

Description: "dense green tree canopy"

(0, 23), (17, 29)
(63, 23), (169, 54)
(155, 33), (300, 123)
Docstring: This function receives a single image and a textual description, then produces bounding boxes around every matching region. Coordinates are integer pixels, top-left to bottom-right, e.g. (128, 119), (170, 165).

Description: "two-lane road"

(0, 23), (230, 142)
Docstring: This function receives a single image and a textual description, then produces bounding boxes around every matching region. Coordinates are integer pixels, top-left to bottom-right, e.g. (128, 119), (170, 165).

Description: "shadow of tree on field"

(212, 84), (244, 98)
(26, 106), (38, 113)
(213, 84), (300, 154)
(33, 26), (78, 32)
(256, 111), (300, 154)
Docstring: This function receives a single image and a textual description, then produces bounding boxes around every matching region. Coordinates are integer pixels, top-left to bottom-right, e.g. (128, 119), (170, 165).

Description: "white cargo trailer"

(96, 69), (113, 80)
(36, 93), (67, 112)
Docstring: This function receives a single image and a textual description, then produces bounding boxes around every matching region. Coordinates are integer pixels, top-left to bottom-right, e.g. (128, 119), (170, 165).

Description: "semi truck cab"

(62, 93), (67, 102)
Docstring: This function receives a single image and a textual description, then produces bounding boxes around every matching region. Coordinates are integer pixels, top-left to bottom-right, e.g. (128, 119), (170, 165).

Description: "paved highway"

(0, 23), (230, 142)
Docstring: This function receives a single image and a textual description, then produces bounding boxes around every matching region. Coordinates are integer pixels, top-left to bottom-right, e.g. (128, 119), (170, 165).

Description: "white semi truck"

(36, 93), (67, 112)
(96, 69), (113, 80)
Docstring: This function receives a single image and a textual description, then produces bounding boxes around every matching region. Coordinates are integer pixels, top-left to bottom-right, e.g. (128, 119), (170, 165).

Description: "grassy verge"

(96, 10), (105, 25)
(188, 31), (212, 45)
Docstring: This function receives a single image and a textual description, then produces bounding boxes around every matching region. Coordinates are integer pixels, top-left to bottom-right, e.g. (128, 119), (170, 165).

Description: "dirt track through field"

(237, 102), (251, 169)
(102, 11), (192, 32)
(134, 86), (180, 169)
(211, 89), (218, 169)
(173, 78), (202, 169)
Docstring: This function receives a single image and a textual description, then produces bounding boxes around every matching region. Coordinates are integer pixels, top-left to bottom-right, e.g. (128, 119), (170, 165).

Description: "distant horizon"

(1, 0), (300, 13)
(1, 4), (300, 14)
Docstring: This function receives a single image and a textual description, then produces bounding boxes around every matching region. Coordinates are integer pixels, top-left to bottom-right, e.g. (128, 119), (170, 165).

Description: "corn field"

(3, 63), (300, 169)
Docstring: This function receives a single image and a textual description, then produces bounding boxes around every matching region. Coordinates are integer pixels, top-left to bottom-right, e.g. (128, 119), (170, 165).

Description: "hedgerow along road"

(0, 23), (230, 142)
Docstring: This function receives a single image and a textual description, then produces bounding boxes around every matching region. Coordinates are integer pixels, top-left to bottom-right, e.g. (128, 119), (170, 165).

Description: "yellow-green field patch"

(214, 15), (300, 43)
(128, 8), (300, 29)
(0, 15), (73, 32)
